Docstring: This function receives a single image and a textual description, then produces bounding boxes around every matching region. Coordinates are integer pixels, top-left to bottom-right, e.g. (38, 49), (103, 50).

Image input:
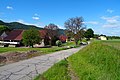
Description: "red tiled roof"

(3, 29), (53, 41)
(4, 30), (24, 41)
(59, 35), (67, 42)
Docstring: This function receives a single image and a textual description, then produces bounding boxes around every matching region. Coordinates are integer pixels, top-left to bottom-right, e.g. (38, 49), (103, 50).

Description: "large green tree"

(84, 28), (94, 39)
(64, 17), (86, 45)
(0, 25), (10, 34)
(22, 28), (41, 47)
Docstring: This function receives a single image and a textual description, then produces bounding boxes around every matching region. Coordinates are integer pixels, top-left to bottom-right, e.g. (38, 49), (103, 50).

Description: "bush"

(56, 40), (62, 47)
(82, 39), (87, 42)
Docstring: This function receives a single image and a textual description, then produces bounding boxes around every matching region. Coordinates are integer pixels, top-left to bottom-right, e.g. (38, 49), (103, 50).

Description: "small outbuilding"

(98, 35), (107, 40)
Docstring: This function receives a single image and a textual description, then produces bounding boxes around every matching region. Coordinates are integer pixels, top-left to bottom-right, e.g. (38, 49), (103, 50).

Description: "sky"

(0, 0), (120, 36)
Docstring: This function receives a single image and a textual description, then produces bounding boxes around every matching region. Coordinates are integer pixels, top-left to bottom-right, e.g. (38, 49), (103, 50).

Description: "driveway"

(0, 46), (86, 80)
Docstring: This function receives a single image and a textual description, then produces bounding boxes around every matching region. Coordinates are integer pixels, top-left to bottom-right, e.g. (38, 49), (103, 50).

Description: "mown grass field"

(102, 40), (120, 50)
(35, 40), (120, 80)
(62, 41), (75, 47)
(0, 41), (76, 54)
(0, 47), (66, 54)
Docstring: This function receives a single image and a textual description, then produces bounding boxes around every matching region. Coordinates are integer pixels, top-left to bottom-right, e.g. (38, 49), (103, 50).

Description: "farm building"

(0, 30), (24, 47)
(0, 29), (65, 47)
(98, 35), (107, 40)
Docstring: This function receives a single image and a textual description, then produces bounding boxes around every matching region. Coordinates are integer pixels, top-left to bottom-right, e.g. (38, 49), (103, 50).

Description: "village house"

(0, 29), (66, 47)
(0, 30), (24, 47)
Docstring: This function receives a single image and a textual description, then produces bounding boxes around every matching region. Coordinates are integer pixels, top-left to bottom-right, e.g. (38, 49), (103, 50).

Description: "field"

(0, 41), (76, 54)
(0, 47), (67, 54)
(35, 40), (120, 80)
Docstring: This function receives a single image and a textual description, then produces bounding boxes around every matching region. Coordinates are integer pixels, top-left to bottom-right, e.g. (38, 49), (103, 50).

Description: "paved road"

(0, 46), (86, 80)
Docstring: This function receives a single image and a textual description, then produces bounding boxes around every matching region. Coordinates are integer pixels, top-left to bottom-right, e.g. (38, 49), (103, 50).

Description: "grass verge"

(0, 46), (69, 54)
(0, 41), (77, 54)
(34, 60), (70, 80)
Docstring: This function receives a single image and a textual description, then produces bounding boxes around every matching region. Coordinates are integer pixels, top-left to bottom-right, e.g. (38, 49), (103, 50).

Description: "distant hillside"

(0, 20), (65, 35)
(0, 20), (42, 30)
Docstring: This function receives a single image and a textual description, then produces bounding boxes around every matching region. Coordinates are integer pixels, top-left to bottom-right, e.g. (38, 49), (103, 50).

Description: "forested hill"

(0, 20), (65, 35)
(0, 20), (42, 30)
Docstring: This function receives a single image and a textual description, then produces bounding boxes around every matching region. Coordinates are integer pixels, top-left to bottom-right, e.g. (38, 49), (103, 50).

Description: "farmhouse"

(0, 29), (64, 47)
(98, 35), (107, 40)
(0, 30), (24, 47)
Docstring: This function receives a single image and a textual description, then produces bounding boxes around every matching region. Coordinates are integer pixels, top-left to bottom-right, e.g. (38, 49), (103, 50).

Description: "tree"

(44, 34), (50, 46)
(65, 30), (74, 40)
(44, 23), (59, 30)
(64, 17), (86, 45)
(0, 25), (10, 34)
(44, 23), (59, 46)
(64, 17), (85, 34)
(22, 28), (41, 47)
(74, 34), (80, 45)
(94, 34), (99, 39)
(84, 28), (94, 39)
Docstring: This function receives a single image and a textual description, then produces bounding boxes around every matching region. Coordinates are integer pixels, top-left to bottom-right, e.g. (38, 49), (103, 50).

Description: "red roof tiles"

(4, 30), (24, 41)
(2, 29), (53, 41)
(59, 35), (67, 42)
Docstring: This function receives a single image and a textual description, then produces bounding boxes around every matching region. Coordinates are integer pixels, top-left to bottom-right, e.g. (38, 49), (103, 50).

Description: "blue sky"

(0, 0), (120, 36)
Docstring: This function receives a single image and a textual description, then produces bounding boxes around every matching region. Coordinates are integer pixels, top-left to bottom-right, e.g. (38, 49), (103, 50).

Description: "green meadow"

(0, 47), (66, 54)
(0, 41), (76, 54)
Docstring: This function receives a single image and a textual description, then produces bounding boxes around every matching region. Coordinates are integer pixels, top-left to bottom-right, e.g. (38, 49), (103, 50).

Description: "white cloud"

(107, 9), (114, 13)
(102, 24), (120, 28)
(101, 16), (120, 28)
(6, 6), (13, 10)
(101, 16), (120, 23)
(32, 13), (40, 20)
(83, 21), (99, 25)
(57, 25), (65, 29)
(32, 16), (40, 20)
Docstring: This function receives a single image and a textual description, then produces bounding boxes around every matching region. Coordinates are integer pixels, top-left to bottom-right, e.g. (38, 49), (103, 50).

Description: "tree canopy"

(84, 28), (94, 39)
(44, 23), (59, 30)
(44, 23), (59, 46)
(0, 25), (10, 34)
(22, 28), (41, 47)
(64, 17), (86, 45)
(64, 17), (85, 34)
